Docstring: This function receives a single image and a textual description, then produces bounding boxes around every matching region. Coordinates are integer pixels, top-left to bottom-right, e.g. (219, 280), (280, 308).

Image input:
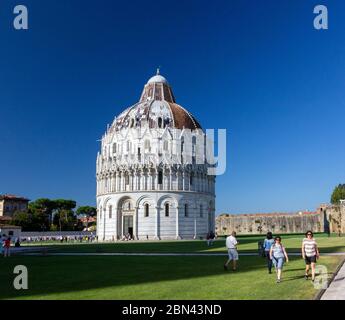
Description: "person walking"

(302, 231), (319, 282)
(263, 232), (274, 274)
(224, 231), (239, 271)
(3, 237), (11, 258)
(269, 236), (289, 283)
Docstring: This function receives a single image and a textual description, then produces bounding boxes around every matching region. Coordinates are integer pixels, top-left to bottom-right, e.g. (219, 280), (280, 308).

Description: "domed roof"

(147, 74), (168, 84)
(110, 71), (202, 132)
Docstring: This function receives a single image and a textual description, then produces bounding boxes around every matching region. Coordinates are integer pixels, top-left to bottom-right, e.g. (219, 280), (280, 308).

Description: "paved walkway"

(321, 259), (345, 300)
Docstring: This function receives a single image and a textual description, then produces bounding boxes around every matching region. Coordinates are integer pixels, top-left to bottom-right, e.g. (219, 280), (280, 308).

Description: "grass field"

(0, 234), (344, 300)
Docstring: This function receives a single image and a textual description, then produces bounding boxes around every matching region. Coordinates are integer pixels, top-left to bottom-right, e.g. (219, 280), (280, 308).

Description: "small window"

(165, 203), (170, 217)
(145, 140), (150, 150)
(158, 117), (163, 128)
(109, 205), (112, 219)
(125, 174), (129, 185)
(158, 171), (163, 185)
(144, 204), (149, 217)
(113, 143), (116, 154)
(190, 173), (193, 186)
(130, 118), (135, 128)
(200, 205), (203, 218)
(184, 204), (188, 217)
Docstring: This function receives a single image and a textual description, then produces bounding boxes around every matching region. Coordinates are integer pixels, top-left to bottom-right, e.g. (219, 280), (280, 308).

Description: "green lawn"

(1, 234), (343, 300)
(21, 233), (345, 254)
(0, 255), (342, 300)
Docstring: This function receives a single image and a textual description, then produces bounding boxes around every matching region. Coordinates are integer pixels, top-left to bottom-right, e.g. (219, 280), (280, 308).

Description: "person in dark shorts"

(302, 231), (319, 282)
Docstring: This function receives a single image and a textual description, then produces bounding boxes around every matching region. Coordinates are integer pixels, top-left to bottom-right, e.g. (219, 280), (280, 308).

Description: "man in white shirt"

(224, 231), (239, 271)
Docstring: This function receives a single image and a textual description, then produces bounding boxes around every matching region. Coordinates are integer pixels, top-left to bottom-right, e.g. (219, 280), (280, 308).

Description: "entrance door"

(123, 216), (134, 238)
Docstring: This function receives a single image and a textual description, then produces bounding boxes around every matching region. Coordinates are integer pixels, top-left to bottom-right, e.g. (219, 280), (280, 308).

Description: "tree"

(52, 200), (77, 231)
(53, 209), (77, 231)
(331, 184), (345, 204)
(11, 211), (31, 231)
(76, 206), (96, 217)
(28, 198), (55, 229)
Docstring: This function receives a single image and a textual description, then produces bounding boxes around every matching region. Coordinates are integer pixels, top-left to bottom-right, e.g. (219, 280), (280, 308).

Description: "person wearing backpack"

(263, 232), (274, 274)
(269, 236), (289, 283)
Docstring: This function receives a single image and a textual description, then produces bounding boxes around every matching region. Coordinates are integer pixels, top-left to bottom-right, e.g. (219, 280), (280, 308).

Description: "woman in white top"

(302, 231), (319, 282)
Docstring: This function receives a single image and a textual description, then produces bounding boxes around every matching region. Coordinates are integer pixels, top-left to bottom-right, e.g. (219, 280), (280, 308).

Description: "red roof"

(0, 194), (30, 201)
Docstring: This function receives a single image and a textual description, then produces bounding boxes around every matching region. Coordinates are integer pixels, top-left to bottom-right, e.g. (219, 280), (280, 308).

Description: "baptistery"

(96, 70), (215, 240)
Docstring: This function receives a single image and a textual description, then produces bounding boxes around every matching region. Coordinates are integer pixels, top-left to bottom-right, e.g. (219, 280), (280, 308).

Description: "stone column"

(176, 206), (181, 239)
(182, 170), (186, 191)
(155, 206), (160, 240)
(103, 207), (106, 241)
(169, 169), (172, 191)
(133, 207), (139, 240)
(121, 214), (124, 239)
(113, 206), (118, 240)
(141, 170), (145, 190)
(155, 169), (159, 191)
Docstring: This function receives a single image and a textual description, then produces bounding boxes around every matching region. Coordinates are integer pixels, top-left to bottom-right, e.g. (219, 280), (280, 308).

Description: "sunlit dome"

(147, 68), (168, 84)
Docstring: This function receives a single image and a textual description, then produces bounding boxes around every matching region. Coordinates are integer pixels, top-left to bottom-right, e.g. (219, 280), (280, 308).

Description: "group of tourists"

(224, 230), (320, 284)
(20, 234), (97, 243)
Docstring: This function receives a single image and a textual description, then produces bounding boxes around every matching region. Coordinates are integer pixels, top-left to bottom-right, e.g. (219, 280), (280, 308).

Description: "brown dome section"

(168, 103), (202, 130)
(110, 72), (202, 132)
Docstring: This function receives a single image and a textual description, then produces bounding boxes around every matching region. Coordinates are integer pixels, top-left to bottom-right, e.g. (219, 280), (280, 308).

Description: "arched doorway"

(119, 198), (135, 239)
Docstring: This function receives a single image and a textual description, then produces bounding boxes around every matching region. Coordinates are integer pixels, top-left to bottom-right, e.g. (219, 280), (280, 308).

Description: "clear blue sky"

(0, 0), (344, 214)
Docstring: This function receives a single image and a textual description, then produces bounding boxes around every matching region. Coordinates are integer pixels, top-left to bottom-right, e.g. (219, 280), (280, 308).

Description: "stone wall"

(216, 212), (323, 236)
(322, 203), (345, 235)
(216, 203), (345, 236)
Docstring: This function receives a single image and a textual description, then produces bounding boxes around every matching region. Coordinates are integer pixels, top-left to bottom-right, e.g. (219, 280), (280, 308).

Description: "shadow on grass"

(0, 255), (309, 300)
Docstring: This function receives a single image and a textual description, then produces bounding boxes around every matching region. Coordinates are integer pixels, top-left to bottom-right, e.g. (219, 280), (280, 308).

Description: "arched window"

(158, 117), (163, 128)
(125, 174), (129, 185)
(192, 136), (196, 164)
(130, 118), (135, 128)
(145, 140), (150, 150)
(200, 204), (203, 218)
(165, 203), (170, 217)
(144, 203), (149, 217)
(112, 143), (117, 154)
(184, 204), (188, 217)
(190, 172), (194, 186)
(158, 171), (163, 185)
(163, 140), (168, 151)
(109, 205), (112, 219)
